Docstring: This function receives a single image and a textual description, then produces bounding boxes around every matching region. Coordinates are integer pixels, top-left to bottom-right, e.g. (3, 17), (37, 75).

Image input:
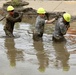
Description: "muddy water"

(0, 18), (76, 75)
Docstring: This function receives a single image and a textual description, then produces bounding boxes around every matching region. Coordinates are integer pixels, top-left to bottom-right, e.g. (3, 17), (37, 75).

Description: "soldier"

(52, 13), (71, 42)
(33, 7), (56, 41)
(4, 5), (23, 37)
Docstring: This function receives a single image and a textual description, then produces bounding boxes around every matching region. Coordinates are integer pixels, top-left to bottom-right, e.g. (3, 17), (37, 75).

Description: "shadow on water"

(4, 38), (24, 67)
(52, 41), (70, 71)
(33, 41), (49, 72)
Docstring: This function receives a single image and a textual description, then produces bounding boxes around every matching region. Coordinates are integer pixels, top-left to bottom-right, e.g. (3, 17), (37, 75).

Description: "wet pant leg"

(52, 36), (66, 42)
(4, 29), (14, 37)
(33, 31), (43, 41)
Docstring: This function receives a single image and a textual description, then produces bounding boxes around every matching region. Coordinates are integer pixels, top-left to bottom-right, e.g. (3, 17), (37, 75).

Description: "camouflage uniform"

(52, 17), (70, 42)
(4, 11), (23, 37)
(33, 16), (45, 41)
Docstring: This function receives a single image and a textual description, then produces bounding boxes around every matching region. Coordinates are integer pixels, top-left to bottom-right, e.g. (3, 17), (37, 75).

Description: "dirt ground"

(1, 0), (76, 16)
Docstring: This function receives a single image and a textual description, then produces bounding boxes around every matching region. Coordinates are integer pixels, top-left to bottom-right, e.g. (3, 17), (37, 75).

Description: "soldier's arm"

(45, 18), (56, 24)
(7, 12), (23, 22)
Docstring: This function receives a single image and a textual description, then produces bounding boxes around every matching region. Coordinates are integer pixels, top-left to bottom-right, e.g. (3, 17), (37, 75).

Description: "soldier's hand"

(55, 15), (60, 20)
(19, 12), (23, 18)
(20, 12), (23, 15)
(66, 24), (70, 30)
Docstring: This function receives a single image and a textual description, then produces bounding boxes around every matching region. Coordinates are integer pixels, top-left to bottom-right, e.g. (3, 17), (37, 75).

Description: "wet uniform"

(35, 16), (45, 37)
(52, 17), (70, 42)
(33, 15), (46, 41)
(4, 12), (23, 37)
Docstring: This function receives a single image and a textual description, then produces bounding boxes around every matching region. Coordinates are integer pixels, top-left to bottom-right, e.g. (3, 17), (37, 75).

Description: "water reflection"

(33, 41), (49, 72)
(52, 41), (70, 71)
(4, 38), (24, 67)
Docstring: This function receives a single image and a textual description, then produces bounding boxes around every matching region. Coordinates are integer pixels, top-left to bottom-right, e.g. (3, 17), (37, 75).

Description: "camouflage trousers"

(52, 36), (66, 42)
(4, 28), (14, 37)
(33, 30), (43, 41)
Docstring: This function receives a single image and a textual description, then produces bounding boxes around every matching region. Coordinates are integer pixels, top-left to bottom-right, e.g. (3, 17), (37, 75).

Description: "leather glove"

(55, 16), (59, 20)
(20, 12), (23, 16)
(55, 12), (60, 20)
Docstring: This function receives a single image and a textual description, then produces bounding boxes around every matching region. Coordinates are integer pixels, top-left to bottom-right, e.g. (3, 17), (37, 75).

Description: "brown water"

(0, 18), (76, 75)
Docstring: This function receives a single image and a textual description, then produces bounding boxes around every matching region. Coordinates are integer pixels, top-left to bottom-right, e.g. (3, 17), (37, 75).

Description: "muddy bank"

(0, 1), (76, 22)
(0, 7), (76, 23)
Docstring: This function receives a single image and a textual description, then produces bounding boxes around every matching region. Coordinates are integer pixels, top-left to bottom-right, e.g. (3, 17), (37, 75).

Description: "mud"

(0, 16), (76, 75)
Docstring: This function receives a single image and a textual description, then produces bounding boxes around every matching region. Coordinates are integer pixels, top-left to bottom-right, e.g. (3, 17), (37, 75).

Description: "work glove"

(55, 16), (59, 20)
(55, 12), (66, 20)
(55, 13), (60, 20)
(65, 22), (70, 30)
(18, 12), (23, 22)
(66, 24), (70, 30)
(20, 12), (23, 17)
